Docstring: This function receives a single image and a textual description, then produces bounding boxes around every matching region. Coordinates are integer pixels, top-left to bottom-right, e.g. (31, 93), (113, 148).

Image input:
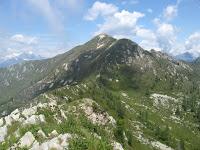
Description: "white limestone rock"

(37, 102), (48, 108)
(31, 141), (40, 149)
(112, 141), (124, 150)
(31, 133), (72, 150)
(37, 129), (46, 138)
(151, 141), (174, 150)
(80, 98), (116, 126)
(150, 93), (178, 108)
(0, 118), (4, 126)
(49, 130), (59, 137)
(108, 116), (116, 126)
(22, 106), (37, 119)
(23, 114), (45, 125)
(121, 92), (128, 97)
(60, 109), (67, 119)
(63, 63), (68, 71)
(14, 129), (21, 138)
(18, 132), (35, 148)
(0, 125), (7, 142)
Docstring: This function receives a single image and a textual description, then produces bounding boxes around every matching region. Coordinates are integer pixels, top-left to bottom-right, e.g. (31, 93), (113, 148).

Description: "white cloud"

(11, 34), (38, 45)
(164, 32), (200, 57)
(26, 0), (64, 32)
(0, 33), (72, 59)
(156, 22), (177, 52)
(147, 0), (181, 54)
(135, 22), (178, 53)
(151, 16), (200, 57)
(157, 23), (176, 37)
(85, 1), (159, 50)
(184, 32), (200, 56)
(163, 0), (182, 21)
(84, 1), (118, 21)
(152, 16), (178, 53)
(84, 0), (200, 58)
(135, 27), (160, 50)
(122, 0), (139, 5)
(94, 9), (145, 38)
(84, 1), (145, 38)
(163, 5), (178, 21)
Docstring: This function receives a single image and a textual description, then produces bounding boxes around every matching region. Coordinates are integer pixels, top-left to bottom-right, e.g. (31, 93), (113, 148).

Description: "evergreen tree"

(175, 107), (181, 116)
(177, 139), (185, 150)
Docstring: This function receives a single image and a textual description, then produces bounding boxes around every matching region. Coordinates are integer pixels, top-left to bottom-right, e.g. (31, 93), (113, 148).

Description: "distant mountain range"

(175, 52), (197, 62)
(0, 49), (198, 69)
(0, 52), (44, 68)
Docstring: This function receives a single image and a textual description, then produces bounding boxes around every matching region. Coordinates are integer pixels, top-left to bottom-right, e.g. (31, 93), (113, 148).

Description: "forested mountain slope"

(0, 34), (200, 150)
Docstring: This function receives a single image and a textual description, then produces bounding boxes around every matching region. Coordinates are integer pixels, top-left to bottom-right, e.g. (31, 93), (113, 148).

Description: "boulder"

(0, 125), (7, 142)
(0, 118), (4, 126)
(31, 133), (72, 150)
(18, 132), (35, 148)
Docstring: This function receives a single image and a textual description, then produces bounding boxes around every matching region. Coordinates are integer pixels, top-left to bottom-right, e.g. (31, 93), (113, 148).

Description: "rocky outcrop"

(79, 98), (116, 126)
(18, 132), (35, 148)
(0, 125), (7, 142)
(31, 133), (72, 150)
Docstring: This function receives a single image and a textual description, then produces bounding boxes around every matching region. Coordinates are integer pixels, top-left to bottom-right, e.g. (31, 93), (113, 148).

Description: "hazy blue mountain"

(0, 52), (44, 68)
(175, 52), (196, 62)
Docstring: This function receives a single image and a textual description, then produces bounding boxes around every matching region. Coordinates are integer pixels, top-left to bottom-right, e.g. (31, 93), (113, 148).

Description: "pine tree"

(177, 139), (185, 150)
(175, 107), (181, 116)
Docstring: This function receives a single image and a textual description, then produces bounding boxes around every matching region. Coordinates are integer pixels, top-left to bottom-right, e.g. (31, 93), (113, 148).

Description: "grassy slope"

(46, 67), (200, 150)
(1, 37), (200, 149)
(1, 68), (200, 149)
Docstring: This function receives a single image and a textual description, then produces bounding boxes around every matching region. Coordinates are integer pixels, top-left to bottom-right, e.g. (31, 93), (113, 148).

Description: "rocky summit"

(0, 34), (200, 150)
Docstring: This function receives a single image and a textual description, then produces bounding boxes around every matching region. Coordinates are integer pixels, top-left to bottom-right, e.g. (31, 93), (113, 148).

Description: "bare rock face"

(151, 141), (174, 150)
(79, 98), (116, 126)
(23, 114), (45, 125)
(49, 130), (59, 137)
(112, 141), (124, 150)
(31, 133), (72, 150)
(22, 106), (37, 119)
(0, 125), (7, 142)
(0, 118), (4, 126)
(150, 94), (178, 107)
(18, 132), (35, 148)
(37, 129), (46, 138)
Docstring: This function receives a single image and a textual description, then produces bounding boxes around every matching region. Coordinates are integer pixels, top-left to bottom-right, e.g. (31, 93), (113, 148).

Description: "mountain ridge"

(0, 34), (196, 115)
(0, 52), (44, 68)
(0, 34), (200, 150)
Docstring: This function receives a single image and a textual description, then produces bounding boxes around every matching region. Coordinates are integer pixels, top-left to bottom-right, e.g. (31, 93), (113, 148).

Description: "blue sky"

(0, 0), (200, 58)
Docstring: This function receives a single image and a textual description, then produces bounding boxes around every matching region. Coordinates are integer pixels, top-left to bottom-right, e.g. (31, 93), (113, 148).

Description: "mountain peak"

(93, 33), (116, 43)
(95, 33), (110, 39)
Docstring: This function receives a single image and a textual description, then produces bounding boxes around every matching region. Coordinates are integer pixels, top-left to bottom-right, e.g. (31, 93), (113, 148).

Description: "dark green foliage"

(175, 107), (181, 117)
(196, 107), (200, 123)
(69, 136), (112, 150)
(126, 130), (134, 146)
(92, 102), (102, 114)
(154, 125), (170, 144)
(69, 137), (88, 150)
(114, 119), (125, 145)
(138, 110), (148, 123)
(116, 102), (125, 119)
(177, 139), (185, 150)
